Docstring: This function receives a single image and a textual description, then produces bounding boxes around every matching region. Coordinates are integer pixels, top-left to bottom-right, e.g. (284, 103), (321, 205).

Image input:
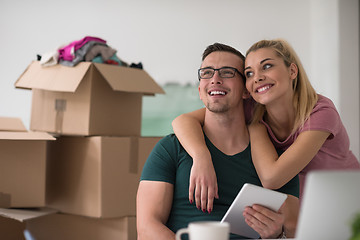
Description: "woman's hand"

(189, 155), (219, 213)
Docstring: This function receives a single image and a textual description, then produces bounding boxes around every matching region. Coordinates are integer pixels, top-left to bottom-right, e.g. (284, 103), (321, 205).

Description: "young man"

(136, 43), (299, 240)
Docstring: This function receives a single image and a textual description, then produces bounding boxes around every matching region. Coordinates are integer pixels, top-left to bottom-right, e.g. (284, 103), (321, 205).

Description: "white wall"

(0, 0), (358, 159)
(309, 0), (359, 159)
(338, 0), (360, 161)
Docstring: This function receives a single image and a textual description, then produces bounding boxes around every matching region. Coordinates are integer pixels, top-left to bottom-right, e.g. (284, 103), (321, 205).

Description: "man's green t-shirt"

(140, 134), (299, 239)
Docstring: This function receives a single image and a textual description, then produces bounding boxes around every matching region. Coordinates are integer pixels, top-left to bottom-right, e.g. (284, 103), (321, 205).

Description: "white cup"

(176, 221), (230, 240)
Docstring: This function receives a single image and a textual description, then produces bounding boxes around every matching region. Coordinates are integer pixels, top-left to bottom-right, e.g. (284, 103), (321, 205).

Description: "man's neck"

(202, 107), (249, 156)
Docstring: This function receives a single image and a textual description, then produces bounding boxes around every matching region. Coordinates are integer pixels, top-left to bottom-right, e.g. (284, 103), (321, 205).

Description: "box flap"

(0, 208), (57, 222)
(14, 61), (91, 92)
(0, 117), (27, 132)
(94, 63), (165, 95)
(0, 131), (56, 140)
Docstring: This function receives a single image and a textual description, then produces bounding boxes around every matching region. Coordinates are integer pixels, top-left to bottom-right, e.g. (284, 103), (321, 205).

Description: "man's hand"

(189, 157), (219, 213)
(243, 204), (284, 239)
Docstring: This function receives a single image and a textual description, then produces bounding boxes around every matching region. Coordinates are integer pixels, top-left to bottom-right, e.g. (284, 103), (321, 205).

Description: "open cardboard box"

(0, 117), (28, 132)
(27, 213), (136, 240)
(0, 207), (57, 240)
(46, 135), (162, 218)
(0, 208), (136, 240)
(0, 117), (55, 207)
(15, 61), (164, 136)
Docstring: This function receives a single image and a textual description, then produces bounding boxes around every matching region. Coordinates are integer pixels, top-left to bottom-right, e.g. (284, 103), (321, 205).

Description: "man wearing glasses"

(136, 43), (299, 240)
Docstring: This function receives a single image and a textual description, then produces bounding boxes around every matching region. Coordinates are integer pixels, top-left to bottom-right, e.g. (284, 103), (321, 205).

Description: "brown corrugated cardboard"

(15, 61), (164, 136)
(0, 117), (27, 132)
(0, 216), (26, 240)
(0, 192), (11, 208)
(0, 117), (55, 207)
(46, 136), (161, 218)
(27, 214), (136, 240)
(0, 208), (58, 222)
(0, 208), (57, 240)
(0, 209), (134, 240)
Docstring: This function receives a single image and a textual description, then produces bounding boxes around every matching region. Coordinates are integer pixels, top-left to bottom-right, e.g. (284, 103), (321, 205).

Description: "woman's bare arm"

(172, 108), (218, 212)
(248, 123), (330, 189)
(172, 108), (207, 158)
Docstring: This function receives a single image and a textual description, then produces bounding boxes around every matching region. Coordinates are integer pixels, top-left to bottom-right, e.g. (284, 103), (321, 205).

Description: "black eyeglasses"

(198, 67), (245, 81)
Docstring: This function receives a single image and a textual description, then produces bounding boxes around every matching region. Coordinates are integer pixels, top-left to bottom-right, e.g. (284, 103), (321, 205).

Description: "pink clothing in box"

(58, 36), (106, 61)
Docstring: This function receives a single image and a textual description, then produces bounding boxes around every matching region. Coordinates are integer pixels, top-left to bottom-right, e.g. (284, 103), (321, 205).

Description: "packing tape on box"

(0, 192), (11, 208)
(129, 137), (139, 174)
(55, 99), (66, 134)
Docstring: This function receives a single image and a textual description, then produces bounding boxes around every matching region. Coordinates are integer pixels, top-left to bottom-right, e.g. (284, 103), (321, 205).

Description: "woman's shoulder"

(306, 94), (340, 129)
(313, 94), (337, 112)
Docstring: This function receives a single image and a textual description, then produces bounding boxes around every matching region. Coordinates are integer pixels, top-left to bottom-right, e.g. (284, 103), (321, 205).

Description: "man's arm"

(137, 180), (175, 240)
(280, 194), (299, 237)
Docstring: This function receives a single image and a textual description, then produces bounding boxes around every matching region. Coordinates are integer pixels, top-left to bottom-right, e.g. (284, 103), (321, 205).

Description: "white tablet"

(221, 183), (287, 239)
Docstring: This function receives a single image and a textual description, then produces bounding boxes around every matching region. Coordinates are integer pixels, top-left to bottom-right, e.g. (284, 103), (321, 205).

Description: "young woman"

(172, 39), (360, 212)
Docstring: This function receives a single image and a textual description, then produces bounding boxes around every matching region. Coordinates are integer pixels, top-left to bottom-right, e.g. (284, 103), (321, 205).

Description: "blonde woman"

(172, 39), (360, 213)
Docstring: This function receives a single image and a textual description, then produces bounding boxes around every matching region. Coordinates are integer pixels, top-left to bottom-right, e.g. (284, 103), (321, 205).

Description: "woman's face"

(244, 48), (297, 106)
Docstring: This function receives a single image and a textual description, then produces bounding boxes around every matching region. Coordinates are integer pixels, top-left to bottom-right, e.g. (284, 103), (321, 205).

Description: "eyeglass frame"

(198, 66), (245, 81)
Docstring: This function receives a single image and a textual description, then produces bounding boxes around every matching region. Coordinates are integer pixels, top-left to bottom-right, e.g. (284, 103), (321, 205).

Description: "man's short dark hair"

(202, 43), (245, 63)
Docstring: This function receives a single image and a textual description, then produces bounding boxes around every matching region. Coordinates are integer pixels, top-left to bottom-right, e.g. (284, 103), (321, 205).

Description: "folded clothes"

(58, 36), (106, 61)
(85, 45), (117, 62)
(59, 41), (107, 67)
(39, 50), (59, 67)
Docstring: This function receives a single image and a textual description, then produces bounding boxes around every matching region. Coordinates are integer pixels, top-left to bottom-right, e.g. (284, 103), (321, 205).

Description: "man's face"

(198, 51), (245, 113)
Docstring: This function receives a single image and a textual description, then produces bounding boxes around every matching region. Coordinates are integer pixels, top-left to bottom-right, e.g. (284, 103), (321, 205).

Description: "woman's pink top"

(261, 95), (360, 199)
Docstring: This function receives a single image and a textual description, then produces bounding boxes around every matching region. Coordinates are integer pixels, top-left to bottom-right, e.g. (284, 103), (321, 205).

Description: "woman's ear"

(290, 63), (298, 80)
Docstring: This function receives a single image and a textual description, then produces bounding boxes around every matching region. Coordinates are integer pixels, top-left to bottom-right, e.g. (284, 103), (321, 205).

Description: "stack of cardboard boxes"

(0, 61), (164, 240)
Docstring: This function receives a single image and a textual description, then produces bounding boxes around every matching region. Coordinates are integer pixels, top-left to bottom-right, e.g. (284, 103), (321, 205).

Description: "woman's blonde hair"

(246, 39), (318, 134)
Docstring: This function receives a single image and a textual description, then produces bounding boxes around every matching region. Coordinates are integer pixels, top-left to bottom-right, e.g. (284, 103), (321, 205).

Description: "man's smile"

(208, 90), (227, 96)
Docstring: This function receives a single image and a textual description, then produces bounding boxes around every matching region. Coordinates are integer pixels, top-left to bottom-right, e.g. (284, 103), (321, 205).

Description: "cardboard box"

(0, 192), (11, 208)
(0, 216), (26, 240)
(0, 117), (27, 132)
(0, 117), (55, 207)
(46, 136), (161, 218)
(0, 208), (57, 240)
(27, 214), (136, 240)
(0, 208), (135, 240)
(15, 61), (164, 136)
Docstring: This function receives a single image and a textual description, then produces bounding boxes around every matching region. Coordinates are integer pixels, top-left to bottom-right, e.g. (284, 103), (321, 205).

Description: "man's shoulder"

(158, 133), (180, 145)
(141, 134), (180, 182)
(153, 133), (183, 153)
